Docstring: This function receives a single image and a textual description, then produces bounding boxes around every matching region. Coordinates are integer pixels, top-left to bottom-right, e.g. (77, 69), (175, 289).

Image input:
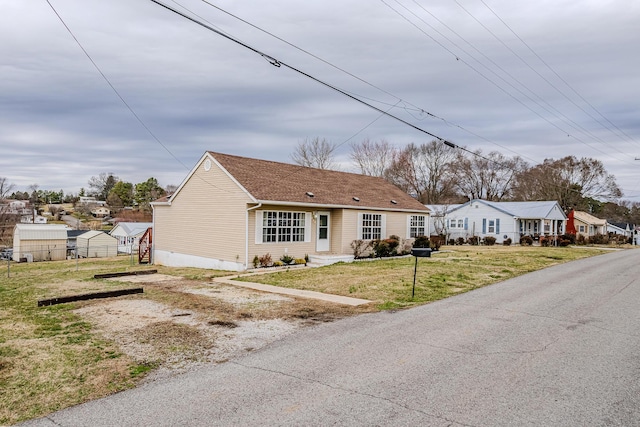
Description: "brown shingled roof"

(209, 152), (428, 212)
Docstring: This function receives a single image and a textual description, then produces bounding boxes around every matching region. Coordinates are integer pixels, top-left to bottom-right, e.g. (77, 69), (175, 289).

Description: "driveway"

(22, 249), (640, 426)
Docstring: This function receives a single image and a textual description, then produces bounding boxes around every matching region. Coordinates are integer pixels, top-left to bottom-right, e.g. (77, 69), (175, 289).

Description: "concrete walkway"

(213, 274), (372, 306)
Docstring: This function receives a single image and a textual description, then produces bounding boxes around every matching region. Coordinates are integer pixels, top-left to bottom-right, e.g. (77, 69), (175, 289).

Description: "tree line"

(291, 137), (639, 224)
(1, 175), (172, 213)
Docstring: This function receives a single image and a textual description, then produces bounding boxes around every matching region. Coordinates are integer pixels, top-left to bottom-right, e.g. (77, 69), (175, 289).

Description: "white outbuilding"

(12, 224), (68, 262)
(76, 230), (118, 258)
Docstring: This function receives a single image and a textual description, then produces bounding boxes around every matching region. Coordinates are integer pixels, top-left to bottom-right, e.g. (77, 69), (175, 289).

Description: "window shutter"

(381, 214), (387, 238)
(464, 217), (468, 230)
(357, 212), (364, 240)
(255, 211), (263, 244)
(496, 218), (500, 234)
(304, 212), (312, 243)
(406, 215), (412, 238)
(482, 218), (487, 234)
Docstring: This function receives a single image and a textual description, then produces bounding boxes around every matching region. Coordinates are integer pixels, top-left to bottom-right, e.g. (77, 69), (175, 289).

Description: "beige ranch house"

(152, 152), (430, 271)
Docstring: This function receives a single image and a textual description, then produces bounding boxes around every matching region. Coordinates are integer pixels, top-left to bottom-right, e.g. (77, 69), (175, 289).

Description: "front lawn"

(236, 245), (612, 309)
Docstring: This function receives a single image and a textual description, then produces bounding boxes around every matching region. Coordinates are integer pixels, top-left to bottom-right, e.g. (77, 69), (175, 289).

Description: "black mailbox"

(411, 248), (432, 258)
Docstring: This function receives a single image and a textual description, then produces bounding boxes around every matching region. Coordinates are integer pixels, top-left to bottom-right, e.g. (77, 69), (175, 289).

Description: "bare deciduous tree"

(350, 138), (396, 177)
(386, 140), (457, 204)
(512, 156), (621, 209)
(453, 149), (527, 201)
(0, 177), (16, 200)
(88, 173), (119, 200)
(291, 137), (338, 170)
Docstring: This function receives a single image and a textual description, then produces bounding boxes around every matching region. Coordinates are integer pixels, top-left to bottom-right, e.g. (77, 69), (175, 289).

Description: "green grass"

(0, 256), (228, 425)
(0, 245), (621, 424)
(236, 245), (614, 310)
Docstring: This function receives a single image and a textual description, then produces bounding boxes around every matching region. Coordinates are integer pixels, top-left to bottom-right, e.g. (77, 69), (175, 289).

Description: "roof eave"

(254, 200), (430, 213)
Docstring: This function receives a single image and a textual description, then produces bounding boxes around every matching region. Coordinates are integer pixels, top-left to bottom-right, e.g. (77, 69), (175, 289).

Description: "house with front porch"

(151, 152), (430, 271)
(443, 200), (566, 244)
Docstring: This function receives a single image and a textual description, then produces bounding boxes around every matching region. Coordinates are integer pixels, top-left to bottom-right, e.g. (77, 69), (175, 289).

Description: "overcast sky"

(2, 0), (639, 201)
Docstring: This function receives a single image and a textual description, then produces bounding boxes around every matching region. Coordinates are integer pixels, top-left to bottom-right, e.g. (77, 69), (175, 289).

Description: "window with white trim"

(449, 218), (464, 229)
(409, 215), (426, 238)
(488, 219), (495, 234)
(262, 211), (306, 242)
(361, 213), (383, 240)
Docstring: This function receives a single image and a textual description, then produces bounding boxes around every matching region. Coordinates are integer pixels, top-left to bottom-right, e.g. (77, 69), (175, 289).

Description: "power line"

(380, 0), (636, 166)
(44, 0), (252, 200)
(478, 0), (640, 150)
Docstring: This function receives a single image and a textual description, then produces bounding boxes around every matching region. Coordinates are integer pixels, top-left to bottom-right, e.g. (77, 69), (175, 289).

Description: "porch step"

(307, 254), (355, 267)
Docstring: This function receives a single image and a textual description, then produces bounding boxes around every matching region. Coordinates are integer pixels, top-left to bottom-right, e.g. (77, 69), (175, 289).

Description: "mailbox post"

(411, 247), (431, 298)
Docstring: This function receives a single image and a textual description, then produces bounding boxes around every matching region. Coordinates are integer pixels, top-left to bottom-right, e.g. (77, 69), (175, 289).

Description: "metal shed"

(76, 230), (118, 258)
(12, 224), (68, 262)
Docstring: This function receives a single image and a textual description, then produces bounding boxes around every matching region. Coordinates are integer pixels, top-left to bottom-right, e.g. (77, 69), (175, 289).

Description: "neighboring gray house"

(109, 222), (153, 254)
(443, 200), (567, 244)
(76, 230), (118, 258)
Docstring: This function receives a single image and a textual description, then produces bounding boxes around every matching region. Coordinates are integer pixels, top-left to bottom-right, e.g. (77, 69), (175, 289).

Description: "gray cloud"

(1, 0), (639, 198)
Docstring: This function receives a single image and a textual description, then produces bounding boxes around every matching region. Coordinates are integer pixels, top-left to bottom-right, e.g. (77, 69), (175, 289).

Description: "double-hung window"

(361, 213), (383, 240)
(259, 211), (307, 243)
(409, 215), (426, 238)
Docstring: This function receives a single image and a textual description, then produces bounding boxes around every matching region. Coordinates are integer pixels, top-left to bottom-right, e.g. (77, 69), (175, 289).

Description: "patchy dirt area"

(71, 274), (372, 382)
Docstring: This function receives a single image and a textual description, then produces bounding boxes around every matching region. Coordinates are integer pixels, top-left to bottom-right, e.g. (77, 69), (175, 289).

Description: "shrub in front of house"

(252, 255), (259, 268)
(372, 239), (390, 257)
(351, 239), (373, 258)
(294, 258), (307, 265)
(258, 253), (272, 267)
(399, 238), (413, 255)
(588, 233), (609, 245)
(448, 238), (455, 245)
(576, 234), (587, 245)
(429, 235), (444, 250)
(467, 236), (480, 246)
(279, 254), (294, 265)
(483, 236), (496, 246)
(273, 261), (284, 267)
(413, 235), (430, 248)
(503, 238), (512, 246)
(562, 233), (576, 245)
(456, 237), (465, 246)
(520, 235), (534, 246)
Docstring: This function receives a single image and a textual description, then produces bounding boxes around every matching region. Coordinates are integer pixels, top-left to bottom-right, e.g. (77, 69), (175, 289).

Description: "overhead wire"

(407, 0), (622, 153)
(44, 0), (237, 197)
(381, 0), (635, 166)
(154, 0), (617, 202)
(478, 0), (640, 150)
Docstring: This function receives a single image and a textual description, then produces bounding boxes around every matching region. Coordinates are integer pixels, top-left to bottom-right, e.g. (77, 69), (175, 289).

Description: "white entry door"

(316, 212), (330, 252)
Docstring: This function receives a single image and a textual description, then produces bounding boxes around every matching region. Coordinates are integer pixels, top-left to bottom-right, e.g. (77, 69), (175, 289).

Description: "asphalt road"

(22, 249), (640, 426)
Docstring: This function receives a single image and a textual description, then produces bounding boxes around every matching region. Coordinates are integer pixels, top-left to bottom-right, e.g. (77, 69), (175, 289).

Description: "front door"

(316, 212), (330, 252)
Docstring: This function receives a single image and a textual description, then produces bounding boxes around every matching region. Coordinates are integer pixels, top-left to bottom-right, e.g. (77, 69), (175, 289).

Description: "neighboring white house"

(425, 204), (461, 235)
(606, 222), (631, 237)
(91, 206), (111, 218)
(76, 230), (118, 258)
(12, 224), (68, 262)
(109, 222), (153, 253)
(443, 200), (567, 244)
